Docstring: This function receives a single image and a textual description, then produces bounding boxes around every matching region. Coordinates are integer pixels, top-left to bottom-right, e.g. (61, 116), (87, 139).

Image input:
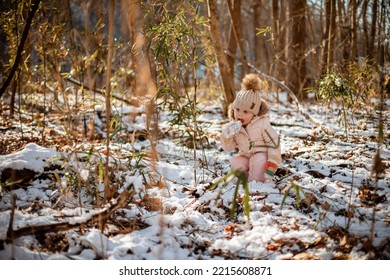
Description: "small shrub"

(209, 169), (251, 221)
(315, 70), (355, 134)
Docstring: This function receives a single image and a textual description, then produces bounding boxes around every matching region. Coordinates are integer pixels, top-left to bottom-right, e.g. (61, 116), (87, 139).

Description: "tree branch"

(0, 0), (41, 99)
(246, 62), (335, 135)
(65, 77), (138, 106)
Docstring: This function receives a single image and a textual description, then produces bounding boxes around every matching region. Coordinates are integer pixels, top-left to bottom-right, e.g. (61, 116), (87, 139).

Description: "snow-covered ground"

(0, 94), (389, 261)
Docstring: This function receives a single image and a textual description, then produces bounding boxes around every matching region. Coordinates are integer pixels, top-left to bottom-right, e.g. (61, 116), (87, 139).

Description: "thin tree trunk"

(253, 0), (269, 73)
(124, 0), (154, 99)
(123, 0), (159, 165)
(10, 74), (17, 118)
(254, 0), (270, 73)
(368, 0), (378, 63)
(207, 0), (235, 114)
(279, 1), (287, 80)
(327, 0), (336, 71)
(306, 3), (320, 83)
(254, 0), (263, 71)
(362, 0), (369, 57)
(227, 0), (238, 81)
(226, 0), (248, 77)
(321, 0), (330, 73)
(271, 0), (280, 78)
(0, 0), (41, 99)
(337, 0), (350, 72)
(349, 0), (358, 61)
(377, 0), (386, 68)
(104, 0), (115, 204)
(287, 0), (307, 99)
(81, 0), (92, 139)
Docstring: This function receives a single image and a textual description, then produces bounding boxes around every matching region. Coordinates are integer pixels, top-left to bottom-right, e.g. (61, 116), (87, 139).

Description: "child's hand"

(264, 160), (278, 177)
(221, 121), (242, 139)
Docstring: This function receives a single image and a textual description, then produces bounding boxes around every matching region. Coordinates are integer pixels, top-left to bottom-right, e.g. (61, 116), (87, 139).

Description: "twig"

(65, 77), (137, 106)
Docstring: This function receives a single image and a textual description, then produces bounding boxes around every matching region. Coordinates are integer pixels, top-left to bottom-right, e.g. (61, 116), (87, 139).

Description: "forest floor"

(0, 92), (389, 260)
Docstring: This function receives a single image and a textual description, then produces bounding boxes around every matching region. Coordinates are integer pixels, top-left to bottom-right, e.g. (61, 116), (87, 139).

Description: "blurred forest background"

(0, 0), (388, 176)
(0, 0), (389, 260)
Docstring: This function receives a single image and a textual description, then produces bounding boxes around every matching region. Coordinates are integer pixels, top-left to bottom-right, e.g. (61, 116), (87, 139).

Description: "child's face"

(233, 108), (254, 126)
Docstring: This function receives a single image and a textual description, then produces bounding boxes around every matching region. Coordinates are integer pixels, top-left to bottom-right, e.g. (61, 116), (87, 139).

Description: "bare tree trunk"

(287, 0), (307, 99)
(368, 0), (378, 63)
(254, 0), (263, 71)
(362, 0), (369, 57)
(279, 1), (287, 80)
(207, 0), (235, 114)
(321, 0), (336, 73)
(123, 0), (158, 162)
(377, 0), (386, 68)
(327, 0), (336, 70)
(104, 0), (115, 203)
(0, 0), (41, 99)
(271, 0), (280, 78)
(81, 0), (94, 91)
(349, 0), (358, 61)
(321, 0), (329, 73)
(306, 3), (320, 83)
(253, 0), (269, 73)
(124, 0), (154, 98)
(81, 0), (95, 140)
(226, 0), (248, 78)
(337, 0), (350, 72)
(227, 0), (239, 80)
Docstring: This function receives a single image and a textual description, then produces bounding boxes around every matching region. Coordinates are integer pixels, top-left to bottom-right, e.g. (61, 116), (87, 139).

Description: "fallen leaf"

(280, 224), (289, 232)
(266, 244), (280, 251)
(142, 194), (162, 211)
(260, 204), (274, 212)
(224, 224), (235, 234)
(290, 219), (300, 230)
(321, 201), (331, 211)
(292, 252), (319, 260)
(157, 180), (167, 189)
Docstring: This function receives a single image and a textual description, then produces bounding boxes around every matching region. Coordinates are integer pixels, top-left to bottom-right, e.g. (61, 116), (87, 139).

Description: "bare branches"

(0, 0), (41, 99)
(247, 62), (335, 135)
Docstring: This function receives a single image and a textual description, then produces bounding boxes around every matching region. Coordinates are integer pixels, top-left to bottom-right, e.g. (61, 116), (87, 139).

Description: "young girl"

(220, 73), (282, 183)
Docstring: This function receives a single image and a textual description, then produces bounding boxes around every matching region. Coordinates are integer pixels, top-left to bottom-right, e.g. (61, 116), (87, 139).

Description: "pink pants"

(229, 153), (267, 183)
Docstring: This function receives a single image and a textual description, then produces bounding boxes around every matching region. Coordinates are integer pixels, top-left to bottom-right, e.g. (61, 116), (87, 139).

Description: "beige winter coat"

(221, 114), (282, 166)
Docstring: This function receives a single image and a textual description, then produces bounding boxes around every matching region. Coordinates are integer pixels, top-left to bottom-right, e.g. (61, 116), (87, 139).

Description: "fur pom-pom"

(241, 73), (261, 92)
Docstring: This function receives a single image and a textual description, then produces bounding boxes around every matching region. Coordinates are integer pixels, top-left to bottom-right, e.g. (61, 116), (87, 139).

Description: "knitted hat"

(232, 74), (267, 116)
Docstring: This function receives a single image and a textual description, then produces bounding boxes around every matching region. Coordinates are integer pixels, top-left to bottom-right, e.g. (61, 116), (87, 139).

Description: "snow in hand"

(0, 96), (389, 260)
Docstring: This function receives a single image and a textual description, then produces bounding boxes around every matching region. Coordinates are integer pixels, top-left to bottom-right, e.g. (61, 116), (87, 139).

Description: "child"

(220, 73), (282, 183)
